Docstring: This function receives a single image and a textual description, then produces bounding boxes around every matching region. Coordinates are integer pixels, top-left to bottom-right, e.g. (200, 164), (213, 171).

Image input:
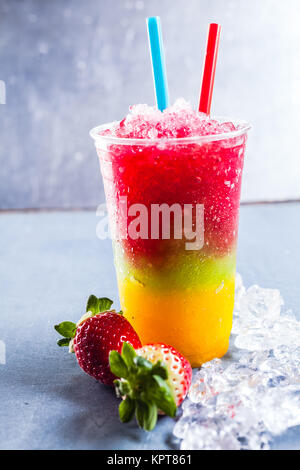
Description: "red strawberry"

(136, 343), (192, 407)
(74, 312), (142, 385)
(54, 295), (142, 386)
(109, 342), (192, 431)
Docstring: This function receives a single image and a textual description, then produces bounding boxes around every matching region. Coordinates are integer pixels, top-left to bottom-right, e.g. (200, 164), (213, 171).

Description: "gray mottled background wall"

(0, 0), (300, 209)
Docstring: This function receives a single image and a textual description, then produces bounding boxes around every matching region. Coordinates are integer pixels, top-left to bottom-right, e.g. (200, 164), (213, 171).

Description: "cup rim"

(89, 117), (251, 146)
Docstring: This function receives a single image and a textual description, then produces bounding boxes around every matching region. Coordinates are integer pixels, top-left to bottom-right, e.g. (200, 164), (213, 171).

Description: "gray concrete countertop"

(0, 203), (299, 450)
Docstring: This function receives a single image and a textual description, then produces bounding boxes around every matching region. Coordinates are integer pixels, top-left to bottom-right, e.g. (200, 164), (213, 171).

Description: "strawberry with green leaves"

(109, 342), (192, 431)
(55, 296), (142, 386)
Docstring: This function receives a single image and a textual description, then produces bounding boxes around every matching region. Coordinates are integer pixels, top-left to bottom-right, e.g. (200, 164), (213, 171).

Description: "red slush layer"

(97, 100), (247, 263)
(99, 139), (246, 262)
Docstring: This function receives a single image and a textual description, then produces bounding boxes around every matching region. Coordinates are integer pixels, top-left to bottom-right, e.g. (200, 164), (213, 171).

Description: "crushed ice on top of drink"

(100, 99), (238, 139)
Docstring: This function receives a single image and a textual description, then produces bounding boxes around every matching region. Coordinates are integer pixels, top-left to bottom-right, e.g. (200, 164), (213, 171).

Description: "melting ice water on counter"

(173, 274), (300, 450)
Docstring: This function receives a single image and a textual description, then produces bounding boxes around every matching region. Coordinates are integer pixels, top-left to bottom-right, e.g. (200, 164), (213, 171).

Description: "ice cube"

(233, 272), (246, 315)
(240, 285), (283, 321)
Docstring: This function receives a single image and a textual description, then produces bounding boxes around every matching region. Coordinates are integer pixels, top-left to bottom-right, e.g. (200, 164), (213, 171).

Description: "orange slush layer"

(119, 276), (235, 367)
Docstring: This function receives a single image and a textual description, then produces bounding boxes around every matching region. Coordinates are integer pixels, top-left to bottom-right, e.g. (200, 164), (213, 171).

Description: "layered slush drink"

(90, 100), (250, 366)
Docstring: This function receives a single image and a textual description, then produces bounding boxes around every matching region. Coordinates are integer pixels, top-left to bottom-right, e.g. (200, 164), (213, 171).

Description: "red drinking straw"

(198, 23), (221, 115)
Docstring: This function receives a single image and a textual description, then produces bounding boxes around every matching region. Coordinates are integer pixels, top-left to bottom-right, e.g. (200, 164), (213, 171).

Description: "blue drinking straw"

(146, 17), (170, 111)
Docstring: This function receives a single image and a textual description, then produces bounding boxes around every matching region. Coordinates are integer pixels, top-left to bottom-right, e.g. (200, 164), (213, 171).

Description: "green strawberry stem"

(54, 295), (114, 347)
(86, 295), (113, 316)
(109, 342), (177, 431)
(54, 321), (77, 347)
